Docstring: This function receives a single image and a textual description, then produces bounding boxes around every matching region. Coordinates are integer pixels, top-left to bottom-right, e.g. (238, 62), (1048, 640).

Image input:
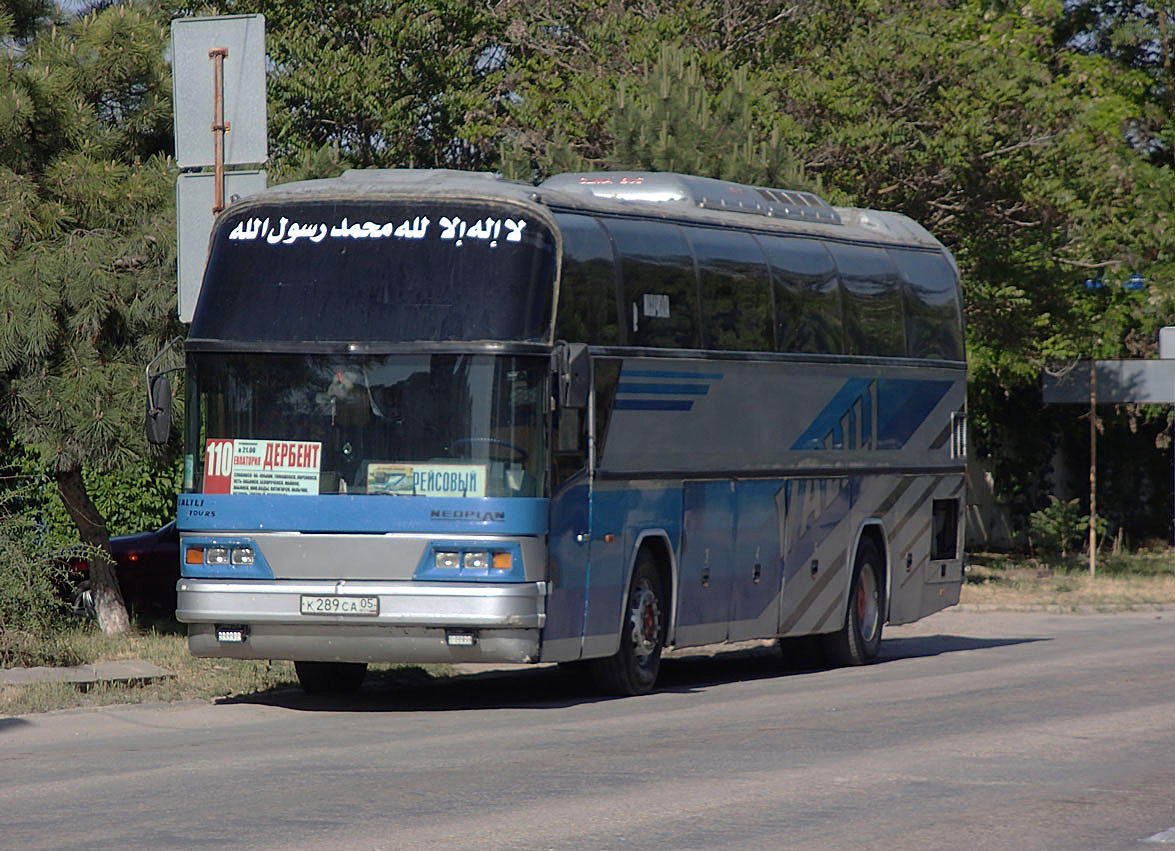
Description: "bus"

(153, 168), (966, 696)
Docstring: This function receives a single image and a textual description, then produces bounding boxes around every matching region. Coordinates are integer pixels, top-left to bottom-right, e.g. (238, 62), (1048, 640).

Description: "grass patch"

(964, 549), (1175, 610)
(0, 622), (300, 715)
(0, 618), (455, 716)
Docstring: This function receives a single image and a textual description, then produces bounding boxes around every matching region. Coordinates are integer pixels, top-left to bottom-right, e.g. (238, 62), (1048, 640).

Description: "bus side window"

(828, 242), (906, 358)
(684, 226), (773, 352)
(605, 219), (700, 349)
(758, 235), (843, 354)
(888, 248), (965, 360)
(554, 214), (620, 346)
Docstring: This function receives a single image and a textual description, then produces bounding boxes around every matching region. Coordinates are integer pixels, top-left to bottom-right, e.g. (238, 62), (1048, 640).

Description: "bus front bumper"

(176, 579), (546, 664)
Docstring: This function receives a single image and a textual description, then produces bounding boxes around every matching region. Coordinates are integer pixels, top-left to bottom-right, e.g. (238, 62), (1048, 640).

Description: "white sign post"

(171, 15), (268, 322)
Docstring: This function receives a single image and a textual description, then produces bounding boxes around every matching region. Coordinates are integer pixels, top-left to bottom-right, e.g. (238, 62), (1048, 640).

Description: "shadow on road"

(880, 633), (1047, 662)
(219, 631), (1046, 713)
(0, 717), (33, 735)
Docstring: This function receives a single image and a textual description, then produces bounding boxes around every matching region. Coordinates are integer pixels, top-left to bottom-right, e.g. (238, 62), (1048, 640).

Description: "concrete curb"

(0, 660), (175, 687)
(953, 602), (1175, 614)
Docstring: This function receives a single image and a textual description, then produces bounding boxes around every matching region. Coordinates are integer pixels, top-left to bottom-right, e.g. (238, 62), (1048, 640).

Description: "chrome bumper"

(177, 579), (546, 664)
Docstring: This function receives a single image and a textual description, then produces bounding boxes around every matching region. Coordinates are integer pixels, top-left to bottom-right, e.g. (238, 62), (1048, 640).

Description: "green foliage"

(191, 0), (498, 169)
(0, 481), (77, 661)
(0, 3), (179, 477)
(0, 3), (179, 631)
(610, 46), (810, 189)
(1028, 495), (1108, 555)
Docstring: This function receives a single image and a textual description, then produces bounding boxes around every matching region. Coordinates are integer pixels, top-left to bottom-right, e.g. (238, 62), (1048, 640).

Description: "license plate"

(299, 595), (379, 616)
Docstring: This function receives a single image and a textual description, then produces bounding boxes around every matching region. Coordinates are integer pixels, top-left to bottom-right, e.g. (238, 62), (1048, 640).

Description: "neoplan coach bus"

(150, 169), (967, 696)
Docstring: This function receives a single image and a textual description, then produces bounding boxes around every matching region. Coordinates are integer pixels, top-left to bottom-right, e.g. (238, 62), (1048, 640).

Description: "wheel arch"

(624, 530), (675, 645)
(852, 521), (890, 623)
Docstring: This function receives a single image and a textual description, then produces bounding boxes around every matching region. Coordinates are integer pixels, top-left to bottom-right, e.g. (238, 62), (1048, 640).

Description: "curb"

(0, 659), (175, 687)
(953, 602), (1175, 614)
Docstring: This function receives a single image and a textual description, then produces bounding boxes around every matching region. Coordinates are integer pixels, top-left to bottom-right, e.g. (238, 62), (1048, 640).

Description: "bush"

(1028, 495), (1108, 556)
(0, 481), (91, 666)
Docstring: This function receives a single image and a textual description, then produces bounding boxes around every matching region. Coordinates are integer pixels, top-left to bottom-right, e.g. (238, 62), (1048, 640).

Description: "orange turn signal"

(491, 551), (513, 570)
(185, 547), (205, 565)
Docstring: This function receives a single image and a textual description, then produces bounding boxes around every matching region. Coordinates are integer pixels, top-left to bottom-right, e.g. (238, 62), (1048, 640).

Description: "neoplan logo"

(431, 510), (506, 523)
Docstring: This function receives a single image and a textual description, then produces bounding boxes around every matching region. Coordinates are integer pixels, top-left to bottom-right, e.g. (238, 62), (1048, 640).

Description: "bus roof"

(231, 168), (947, 252)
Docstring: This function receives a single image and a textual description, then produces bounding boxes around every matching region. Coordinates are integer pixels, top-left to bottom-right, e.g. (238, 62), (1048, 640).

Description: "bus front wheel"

(590, 551), (666, 696)
(821, 538), (885, 666)
(294, 660), (368, 694)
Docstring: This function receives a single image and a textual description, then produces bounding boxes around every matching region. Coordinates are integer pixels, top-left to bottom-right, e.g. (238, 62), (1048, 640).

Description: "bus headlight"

(463, 551), (489, 570)
(435, 551), (461, 570)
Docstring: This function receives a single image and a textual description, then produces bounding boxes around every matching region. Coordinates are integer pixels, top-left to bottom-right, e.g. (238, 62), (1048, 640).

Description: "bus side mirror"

(555, 342), (589, 410)
(144, 336), (183, 446)
(146, 374), (171, 445)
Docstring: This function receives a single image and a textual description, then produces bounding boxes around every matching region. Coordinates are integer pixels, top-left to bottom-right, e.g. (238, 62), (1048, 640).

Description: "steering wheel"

(450, 437), (528, 464)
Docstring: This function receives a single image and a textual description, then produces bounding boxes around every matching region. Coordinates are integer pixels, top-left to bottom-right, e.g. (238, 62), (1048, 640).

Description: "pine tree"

(0, 3), (177, 634)
(610, 45), (810, 190)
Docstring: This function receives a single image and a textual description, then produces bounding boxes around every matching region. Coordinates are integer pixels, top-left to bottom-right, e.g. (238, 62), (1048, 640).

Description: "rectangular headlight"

(435, 551), (460, 570)
(463, 551), (489, 570)
(205, 547), (230, 566)
(231, 547), (255, 566)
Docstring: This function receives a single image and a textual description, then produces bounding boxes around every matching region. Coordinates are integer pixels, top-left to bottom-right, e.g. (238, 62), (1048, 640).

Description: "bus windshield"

(189, 353), (548, 498)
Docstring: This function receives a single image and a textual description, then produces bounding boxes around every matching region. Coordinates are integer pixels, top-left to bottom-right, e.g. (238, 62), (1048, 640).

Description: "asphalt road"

(2, 608), (1174, 851)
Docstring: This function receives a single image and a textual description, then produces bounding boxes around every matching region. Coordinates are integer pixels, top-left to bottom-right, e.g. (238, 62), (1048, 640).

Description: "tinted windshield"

(191, 199), (558, 345)
(188, 353), (548, 498)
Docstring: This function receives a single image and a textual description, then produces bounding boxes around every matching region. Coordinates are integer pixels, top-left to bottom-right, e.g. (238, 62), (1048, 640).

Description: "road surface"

(1, 608), (1173, 850)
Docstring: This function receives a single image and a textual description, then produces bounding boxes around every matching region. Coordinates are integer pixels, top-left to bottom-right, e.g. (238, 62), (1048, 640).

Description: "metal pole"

(1089, 361), (1097, 579)
(209, 47), (230, 214)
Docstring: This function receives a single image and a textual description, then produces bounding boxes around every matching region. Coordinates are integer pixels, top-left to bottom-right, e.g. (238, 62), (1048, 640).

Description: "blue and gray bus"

(159, 169), (966, 695)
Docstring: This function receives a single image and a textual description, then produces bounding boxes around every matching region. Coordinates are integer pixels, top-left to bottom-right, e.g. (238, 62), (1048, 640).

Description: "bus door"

(541, 347), (593, 662)
(544, 474), (592, 662)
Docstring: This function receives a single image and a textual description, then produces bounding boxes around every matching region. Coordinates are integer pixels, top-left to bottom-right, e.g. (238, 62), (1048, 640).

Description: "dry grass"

(962, 550), (1175, 610)
(0, 623), (449, 716)
(0, 626), (299, 715)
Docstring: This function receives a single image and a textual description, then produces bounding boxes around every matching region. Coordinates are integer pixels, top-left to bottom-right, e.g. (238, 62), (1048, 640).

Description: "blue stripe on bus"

(613, 398), (695, 411)
(791, 378), (952, 451)
(790, 378), (874, 450)
(620, 370), (724, 380)
(616, 382), (711, 395)
(876, 379), (953, 449)
(176, 494), (549, 535)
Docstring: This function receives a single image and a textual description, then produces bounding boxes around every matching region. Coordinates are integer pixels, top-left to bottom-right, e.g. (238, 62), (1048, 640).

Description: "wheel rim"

(856, 564), (880, 642)
(628, 579), (662, 662)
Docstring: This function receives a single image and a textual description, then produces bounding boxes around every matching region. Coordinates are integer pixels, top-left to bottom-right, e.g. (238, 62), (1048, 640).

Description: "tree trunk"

(1159, 9), (1175, 123)
(55, 467), (130, 634)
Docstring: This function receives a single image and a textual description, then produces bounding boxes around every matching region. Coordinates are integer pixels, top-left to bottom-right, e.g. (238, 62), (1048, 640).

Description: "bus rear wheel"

(294, 660), (368, 694)
(590, 551), (666, 696)
(821, 538), (885, 666)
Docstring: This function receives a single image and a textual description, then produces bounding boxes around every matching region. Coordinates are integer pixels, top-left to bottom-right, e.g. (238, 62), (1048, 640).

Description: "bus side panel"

(882, 473), (966, 624)
(675, 480), (734, 647)
(580, 484), (682, 660)
(728, 479), (785, 642)
(777, 477), (854, 637)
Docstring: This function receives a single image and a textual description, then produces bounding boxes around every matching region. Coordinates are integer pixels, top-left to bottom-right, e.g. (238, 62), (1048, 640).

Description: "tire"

(294, 661), (368, 694)
(72, 581), (96, 619)
(590, 551), (667, 696)
(821, 538), (885, 666)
